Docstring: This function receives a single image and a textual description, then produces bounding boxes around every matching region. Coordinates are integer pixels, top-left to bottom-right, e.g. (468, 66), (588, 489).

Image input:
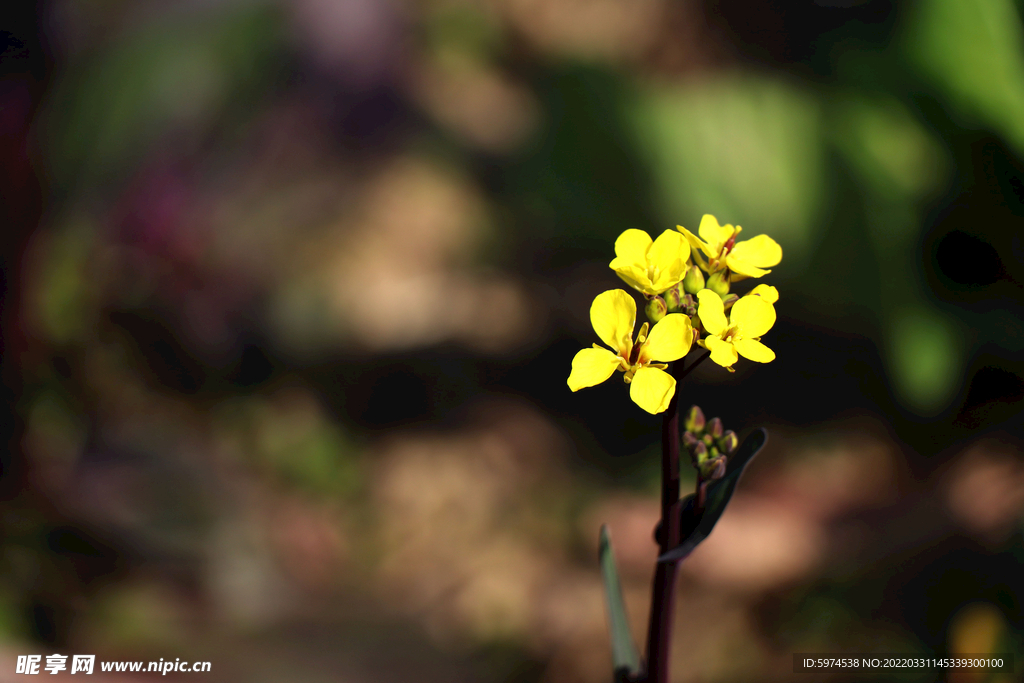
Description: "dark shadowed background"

(2, 1), (1024, 681)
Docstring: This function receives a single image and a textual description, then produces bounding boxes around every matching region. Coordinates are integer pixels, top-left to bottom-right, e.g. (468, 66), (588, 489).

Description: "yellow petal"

(652, 269), (686, 293)
(705, 336), (738, 368)
(677, 225), (713, 258)
(728, 234), (782, 268)
(748, 284), (779, 304)
(609, 262), (653, 294)
(697, 214), (734, 254)
(613, 229), (653, 266)
(568, 347), (623, 391)
(590, 289), (636, 356)
(640, 314), (693, 363)
(725, 255), (771, 279)
(733, 338), (775, 363)
(696, 289), (728, 336)
(731, 295), (776, 338)
(629, 366), (676, 414)
(690, 246), (711, 272)
(650, 235), (690, 292)
(648, 230), (688, 271)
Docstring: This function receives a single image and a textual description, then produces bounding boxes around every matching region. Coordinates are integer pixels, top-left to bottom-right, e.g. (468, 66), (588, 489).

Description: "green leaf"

(657, 428), (767, 564)
(38, 5), (283, 190)
(902, 0), (1024, 157)
(828, 94), (949, 204)
(630, 77), (822, 272)
(888, 307), (962, 417)
(599, 524), (640, 679)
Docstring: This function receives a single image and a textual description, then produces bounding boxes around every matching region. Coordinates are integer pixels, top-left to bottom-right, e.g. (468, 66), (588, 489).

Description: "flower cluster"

(681, 405), (737, 481)
(568, 215), (782, 413)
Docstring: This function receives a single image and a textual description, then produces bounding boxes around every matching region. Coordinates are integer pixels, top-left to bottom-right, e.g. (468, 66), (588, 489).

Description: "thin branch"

(675, 349), (711, 383)
(641, 351), (704, 683)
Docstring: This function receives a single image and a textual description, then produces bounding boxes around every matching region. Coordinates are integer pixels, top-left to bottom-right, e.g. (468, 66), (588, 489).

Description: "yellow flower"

(677, 215), (782, 279)
(748, 284), (779, 304)
(696, 289), (776, 371)
(609, 229), (690, 296)
(568, 290), (694, 414)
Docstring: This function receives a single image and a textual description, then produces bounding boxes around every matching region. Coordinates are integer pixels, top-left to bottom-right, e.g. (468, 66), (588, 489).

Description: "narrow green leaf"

(599, 524), (640, 678)
(657, 428), (768, 564)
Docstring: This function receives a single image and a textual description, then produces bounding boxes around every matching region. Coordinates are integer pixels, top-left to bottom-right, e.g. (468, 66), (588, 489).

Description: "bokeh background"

(2, 0), (1024, 681)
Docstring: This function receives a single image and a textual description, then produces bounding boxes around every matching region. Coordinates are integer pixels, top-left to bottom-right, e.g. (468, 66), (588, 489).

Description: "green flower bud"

(721, 293), (739, 309)
(664, 283), (684, 313)
(718, 430), (738, 455)
(684, 405), (705, 434)
(715, 463), (727, 479)
(682, 293), (697, 317)
(682, 265), (705, 295)
(645, 295), (667, 323)
(693, 440), (708, 463)
(700, 455), (727, 480)
(706, 417), (723, 439)
(682, 431), (699, 451)
(702, 433), (714, 447)
(706, 270), (730, 296)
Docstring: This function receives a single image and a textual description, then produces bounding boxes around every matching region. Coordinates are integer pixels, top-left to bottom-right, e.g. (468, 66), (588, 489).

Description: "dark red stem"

(641, 349), (710, 683)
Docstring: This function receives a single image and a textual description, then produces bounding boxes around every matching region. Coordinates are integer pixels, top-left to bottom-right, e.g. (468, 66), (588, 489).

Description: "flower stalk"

(640, 350), (710, 683)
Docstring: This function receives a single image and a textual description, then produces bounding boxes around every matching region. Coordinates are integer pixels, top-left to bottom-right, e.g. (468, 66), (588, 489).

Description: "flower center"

(621, 323), (651, 382)
(722, 325), (739, 343)
(646, 263), (660, 283)
(627, 322), (649, 365)
(622, 360), (641, 383)
(628, 345), (643, 366)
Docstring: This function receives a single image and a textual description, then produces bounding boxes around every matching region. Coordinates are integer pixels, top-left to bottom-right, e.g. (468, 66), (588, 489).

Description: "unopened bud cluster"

(682, 405), (737, 481)
(665, 284), (697, 318)
(656, 267), (742, 332)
